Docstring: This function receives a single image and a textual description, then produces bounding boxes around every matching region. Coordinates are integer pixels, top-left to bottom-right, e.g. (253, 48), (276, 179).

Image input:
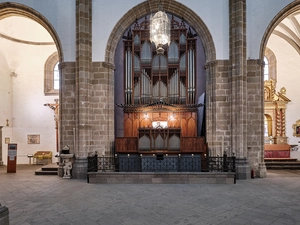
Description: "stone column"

(206, 60), (231, 157)
(92, 62), (115, 157)
(247, 59), (267, 178)
(229, 0), (250, 179)
(205, 61), (217, 156)
(72, 0), (93, 179)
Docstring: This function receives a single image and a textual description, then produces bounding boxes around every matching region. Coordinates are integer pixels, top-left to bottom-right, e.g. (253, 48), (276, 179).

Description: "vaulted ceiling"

(272, 11), (300, 55)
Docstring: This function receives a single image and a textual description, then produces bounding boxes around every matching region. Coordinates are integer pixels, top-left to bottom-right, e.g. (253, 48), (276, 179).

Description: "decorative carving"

(264, 79), (290, 144)
(116, 100), (204, 113)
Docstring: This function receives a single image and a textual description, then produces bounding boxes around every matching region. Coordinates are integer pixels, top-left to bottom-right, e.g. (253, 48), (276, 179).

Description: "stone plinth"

(236, 158), (251, 180)
(0, 204), (9, 225)
(87, 172), (236, 184)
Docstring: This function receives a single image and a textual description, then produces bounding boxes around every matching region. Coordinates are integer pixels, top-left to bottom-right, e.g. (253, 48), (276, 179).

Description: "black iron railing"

(88, 153), (235, 174)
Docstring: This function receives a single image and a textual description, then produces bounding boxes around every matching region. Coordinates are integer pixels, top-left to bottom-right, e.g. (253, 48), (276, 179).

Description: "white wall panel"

(247, 0), (293, 59)
(0, 0), (76, 61)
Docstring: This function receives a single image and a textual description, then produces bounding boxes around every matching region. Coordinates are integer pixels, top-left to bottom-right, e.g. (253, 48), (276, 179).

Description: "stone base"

(58, 165), (64, 177)
(72, 157), (88, 179)
(0, 205), (9, 225)
(236, 158), (251, 180)
(274, 136), (288, 144)
(256, 163), (267, 178)
(88, 172), (236, 184)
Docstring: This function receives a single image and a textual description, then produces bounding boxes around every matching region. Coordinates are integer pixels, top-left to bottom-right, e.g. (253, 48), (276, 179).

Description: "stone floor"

(1, 165), (300, 225)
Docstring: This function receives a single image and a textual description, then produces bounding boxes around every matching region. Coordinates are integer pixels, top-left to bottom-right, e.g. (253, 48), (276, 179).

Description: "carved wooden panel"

(180, 137), (207, 153)
(115, 137), (138, 153)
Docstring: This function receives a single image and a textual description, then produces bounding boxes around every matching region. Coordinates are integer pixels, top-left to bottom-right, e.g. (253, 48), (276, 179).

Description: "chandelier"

(150, 4), (170, 54)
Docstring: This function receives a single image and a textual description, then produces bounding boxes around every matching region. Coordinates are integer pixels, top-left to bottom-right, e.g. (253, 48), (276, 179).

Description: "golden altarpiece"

(115, 16), (207, 155)
(264, 79), (291, 158)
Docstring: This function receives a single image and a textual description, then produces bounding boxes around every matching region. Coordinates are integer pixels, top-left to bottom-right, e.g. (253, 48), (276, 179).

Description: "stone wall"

(247, 59), (267, 177)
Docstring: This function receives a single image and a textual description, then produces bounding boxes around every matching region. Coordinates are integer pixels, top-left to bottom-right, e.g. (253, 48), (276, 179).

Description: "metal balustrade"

(87, 153), (235, 174)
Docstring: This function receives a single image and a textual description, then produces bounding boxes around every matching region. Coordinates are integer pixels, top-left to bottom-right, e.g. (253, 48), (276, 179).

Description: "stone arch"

(0, 2), (63, 62)
(105, 0), (216, 64)
(260, 1), (300, 60)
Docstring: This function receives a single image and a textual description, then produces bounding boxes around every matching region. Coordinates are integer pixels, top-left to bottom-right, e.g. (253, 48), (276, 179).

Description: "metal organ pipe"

(125, 50), (132, 104)
(188, 49), (195, 103)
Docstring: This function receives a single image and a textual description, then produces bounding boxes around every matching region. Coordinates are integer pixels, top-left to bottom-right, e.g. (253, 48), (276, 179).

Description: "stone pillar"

(206, 60), (232, 157)
(205, 60), (217, 155)
(92, 62), (115, 157)
(59, 62), (76, 165)
(71, 0), (93, 179)
(229, 0), (250, 179)
(247, 59), (267, 178)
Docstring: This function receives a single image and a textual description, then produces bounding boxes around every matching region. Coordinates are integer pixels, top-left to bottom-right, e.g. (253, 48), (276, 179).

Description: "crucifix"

(44, 99), (59, 152)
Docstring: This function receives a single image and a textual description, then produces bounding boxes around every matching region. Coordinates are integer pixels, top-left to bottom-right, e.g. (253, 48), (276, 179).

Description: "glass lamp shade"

(150, 10), (170, 52)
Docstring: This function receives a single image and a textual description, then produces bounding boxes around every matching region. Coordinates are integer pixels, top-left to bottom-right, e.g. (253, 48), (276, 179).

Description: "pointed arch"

(260, 1), (300, 60)
(105, 0), (215, 64)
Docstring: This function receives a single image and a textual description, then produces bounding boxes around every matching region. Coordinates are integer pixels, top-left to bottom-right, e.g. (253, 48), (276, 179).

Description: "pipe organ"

(117, 16), (206, 155)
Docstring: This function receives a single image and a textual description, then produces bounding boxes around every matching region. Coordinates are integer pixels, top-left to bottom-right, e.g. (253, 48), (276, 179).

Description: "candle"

(222, 136), (224, 156)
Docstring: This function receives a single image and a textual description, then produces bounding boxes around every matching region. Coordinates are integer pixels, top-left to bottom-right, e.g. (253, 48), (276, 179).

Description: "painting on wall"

(27, 134), (40, 144)
(292, 120), (300, 137)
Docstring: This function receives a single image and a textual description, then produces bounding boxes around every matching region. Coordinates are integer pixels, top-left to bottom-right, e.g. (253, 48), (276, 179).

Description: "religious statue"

(63, 159), (72, 178)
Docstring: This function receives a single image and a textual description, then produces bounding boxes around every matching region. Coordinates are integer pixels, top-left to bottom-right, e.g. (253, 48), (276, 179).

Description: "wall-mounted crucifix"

(44, 99), (59, 152)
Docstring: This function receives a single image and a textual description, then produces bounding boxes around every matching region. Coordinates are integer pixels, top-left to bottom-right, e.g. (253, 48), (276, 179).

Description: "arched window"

(264, 56), (269, 81)
(264, 47), (277, 81)
(44, 52), (59, 95)
(53, 62), (59, 90)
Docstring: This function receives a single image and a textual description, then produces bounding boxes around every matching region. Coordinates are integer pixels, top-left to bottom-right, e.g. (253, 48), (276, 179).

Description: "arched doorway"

(105, 0), (216, 154)
(261, 1), (300, 162)
(0, 3), (63, 165)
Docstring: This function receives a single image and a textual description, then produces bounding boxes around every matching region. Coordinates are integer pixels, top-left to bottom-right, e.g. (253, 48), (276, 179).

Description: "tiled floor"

(1, 165), (300, 225)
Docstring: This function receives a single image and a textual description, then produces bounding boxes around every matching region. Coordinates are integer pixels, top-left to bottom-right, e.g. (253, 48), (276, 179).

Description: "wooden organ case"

(116, 16), (207, 155)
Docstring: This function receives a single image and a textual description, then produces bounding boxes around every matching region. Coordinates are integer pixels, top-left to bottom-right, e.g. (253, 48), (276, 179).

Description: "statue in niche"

(264, 88), (269, 101)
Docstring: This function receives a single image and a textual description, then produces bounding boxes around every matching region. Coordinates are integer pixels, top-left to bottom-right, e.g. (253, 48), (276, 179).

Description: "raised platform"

(264, 144), (290, 158)
(265, 158), (300, 170)
(87, 172), (236, 184)
(35, 163), (58, 175)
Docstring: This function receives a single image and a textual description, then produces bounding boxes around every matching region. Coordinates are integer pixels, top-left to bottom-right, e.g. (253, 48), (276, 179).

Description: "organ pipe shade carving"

(123, 15), (197, 106)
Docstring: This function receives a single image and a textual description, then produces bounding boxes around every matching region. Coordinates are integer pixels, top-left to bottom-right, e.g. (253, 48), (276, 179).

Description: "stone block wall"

(247, 59), (266, 177)
(59, 62), (76, 153)
(92, 62), (115, 156)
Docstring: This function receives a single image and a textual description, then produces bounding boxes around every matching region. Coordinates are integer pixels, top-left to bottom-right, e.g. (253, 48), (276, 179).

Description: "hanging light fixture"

(150, 2), (170, 54)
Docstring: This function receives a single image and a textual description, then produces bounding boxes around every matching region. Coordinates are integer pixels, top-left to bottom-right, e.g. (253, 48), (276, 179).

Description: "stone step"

(265, 158), (298, 162)
(35, 164), (59, 175)
(266, 165), (300, 170)
(265, 161), (300, 170)
(35, 168), (58, 175)
(266, 161), (300, 165)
